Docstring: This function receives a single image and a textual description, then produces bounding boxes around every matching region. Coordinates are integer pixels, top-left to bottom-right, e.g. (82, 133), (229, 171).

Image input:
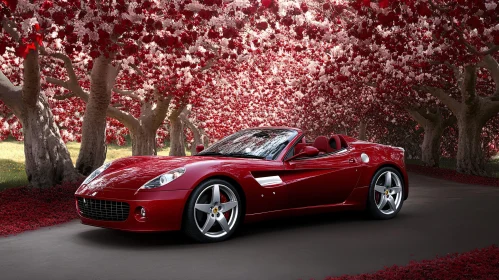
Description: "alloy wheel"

(373, 171), (403, 215)
(193, 184), (239, 238)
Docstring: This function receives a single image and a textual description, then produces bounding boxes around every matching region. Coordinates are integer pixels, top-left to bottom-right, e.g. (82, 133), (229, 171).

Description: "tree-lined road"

(1, 173), (499, 280)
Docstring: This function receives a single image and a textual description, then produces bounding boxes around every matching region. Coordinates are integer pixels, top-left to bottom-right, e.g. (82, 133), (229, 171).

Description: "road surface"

(1, 173), (499, 280)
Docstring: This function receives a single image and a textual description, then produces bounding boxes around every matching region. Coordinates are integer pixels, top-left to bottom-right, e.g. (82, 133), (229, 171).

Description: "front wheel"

(366, 167), (404, 219)
(183, 179), (242, 242)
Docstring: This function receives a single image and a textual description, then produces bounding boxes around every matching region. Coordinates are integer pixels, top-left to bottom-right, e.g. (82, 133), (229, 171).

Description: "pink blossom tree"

(0, 0), (80, 187)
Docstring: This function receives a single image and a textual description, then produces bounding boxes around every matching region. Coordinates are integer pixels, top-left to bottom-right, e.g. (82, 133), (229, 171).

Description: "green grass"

(0, 140), (183, 190)
(406, 157), (499, 178)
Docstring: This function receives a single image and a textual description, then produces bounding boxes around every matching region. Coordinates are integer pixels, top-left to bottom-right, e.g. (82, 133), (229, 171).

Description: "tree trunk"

(358, 120), (367, 140)
(76, 57), (117, 175)
(406, 108), (452, 168)
(169, 116), (185, 156)
(454, 65), (489, 176)
(420, 124), (444, 167)
(22, 94), (80, 187)
(202, 134), (210, 148)
(455, 116), (486, 175)
(130, 125), (157, 156)
(180, 110), (202, 155)
(417, 56), (499, 175)
(1, 51), (79, 188)
(189, 129), (203, 155)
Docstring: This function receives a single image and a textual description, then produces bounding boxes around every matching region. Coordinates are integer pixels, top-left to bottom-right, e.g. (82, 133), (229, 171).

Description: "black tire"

(366, 167), (404, 220)
(182, 179), (243, 243)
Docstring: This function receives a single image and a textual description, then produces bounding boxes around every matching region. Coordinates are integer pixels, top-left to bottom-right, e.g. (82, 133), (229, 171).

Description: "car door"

(240, 160), (290, 214)
(283, 148), (362, 209)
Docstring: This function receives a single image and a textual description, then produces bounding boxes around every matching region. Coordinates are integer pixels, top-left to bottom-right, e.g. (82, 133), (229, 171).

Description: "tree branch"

(406, 108), (430, 128)
(40, 49), (140, 129)
(46, 71), (138, 128)
(478, 55), (499, 97)
(130, 64), (145, 77)
(444, 115), (457, 127)
(460, 65), (478, 105)
(42, 51), (79, 83)
(113, 88), (142, 101)
(180, 106), (205, 153)
(52, 92), (76, 100)
(430, 60), (461, 80)
(1, 18), (20, 42)
(200, 58), (217, 72)
(415, 85), (461, 114)
(480, 100), (499, 125)
(169, 102), (188, 120)
(41, 50), (89, 98)
(45, 77), (69, 88)
(428, 0), (498, 56)
(140, 89), (173, 129)
(0, 70), (22, 115)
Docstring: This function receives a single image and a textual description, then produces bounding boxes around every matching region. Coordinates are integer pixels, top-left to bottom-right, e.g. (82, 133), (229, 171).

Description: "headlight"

(140, 167), (186, 189)
(82, 162), (112, 185)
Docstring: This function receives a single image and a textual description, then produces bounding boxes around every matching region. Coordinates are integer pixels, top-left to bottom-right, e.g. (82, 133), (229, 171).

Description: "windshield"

(198, 128), (297, 160)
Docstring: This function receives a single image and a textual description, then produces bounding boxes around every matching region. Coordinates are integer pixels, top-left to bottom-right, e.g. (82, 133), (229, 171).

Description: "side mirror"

(195, 144), (205, 154)
(285, 146), (320, 161)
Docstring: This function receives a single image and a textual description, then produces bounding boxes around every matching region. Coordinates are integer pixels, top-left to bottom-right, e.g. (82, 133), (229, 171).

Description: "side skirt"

(243, 186), (369, 224)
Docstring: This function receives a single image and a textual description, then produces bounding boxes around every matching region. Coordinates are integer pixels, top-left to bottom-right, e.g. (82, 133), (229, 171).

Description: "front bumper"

(75, 189), (191, 232)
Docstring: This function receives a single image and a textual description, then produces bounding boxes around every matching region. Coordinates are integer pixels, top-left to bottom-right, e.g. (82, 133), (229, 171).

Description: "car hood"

(77, 156), (223, 193)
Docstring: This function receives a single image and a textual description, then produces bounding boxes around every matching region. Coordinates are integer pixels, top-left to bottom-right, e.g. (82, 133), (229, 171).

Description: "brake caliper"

(220, 193), (231, 220)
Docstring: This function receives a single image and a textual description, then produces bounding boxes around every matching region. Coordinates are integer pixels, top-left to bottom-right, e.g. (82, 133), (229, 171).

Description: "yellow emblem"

(213, 207), (218, 214)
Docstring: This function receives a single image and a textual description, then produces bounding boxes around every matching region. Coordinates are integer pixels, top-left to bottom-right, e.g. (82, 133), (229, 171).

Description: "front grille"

(77, 197), (130, 221)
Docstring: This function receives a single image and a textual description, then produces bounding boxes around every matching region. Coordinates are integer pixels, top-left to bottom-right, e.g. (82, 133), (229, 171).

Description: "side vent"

(255, 176), (283, 187)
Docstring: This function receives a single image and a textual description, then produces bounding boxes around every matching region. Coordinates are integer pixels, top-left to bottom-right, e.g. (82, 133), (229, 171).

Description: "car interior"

(290, 134), (349, 159)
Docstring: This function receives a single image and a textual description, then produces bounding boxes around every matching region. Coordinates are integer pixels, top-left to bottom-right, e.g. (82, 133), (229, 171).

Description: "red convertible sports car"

(75, 127), (408, 242)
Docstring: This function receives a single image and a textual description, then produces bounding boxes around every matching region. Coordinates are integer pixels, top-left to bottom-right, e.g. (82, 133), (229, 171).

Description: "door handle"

(349, 158), (356, 163)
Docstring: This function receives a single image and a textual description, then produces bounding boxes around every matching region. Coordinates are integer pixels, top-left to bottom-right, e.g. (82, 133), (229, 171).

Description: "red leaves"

(256, 21), (268, 30)
(493, 30), (499, 45)
(377, 11), (397, 27)
(200, 0), (222, 6)
(222, 27), (238, 39)
(0, 41), (6, 55)
(123, 42), (139, 56)
(207, 28), (220, 39)
(15, 42), (36, 58)
(51, 10), (66, 25)
(1, 0), (17, 11)
(261, 0), (272, 8)
(295, 25), (306, 40)
(416, 2), (432, 17)
(328, 245), (499, 280)
(466, 16), (483, 30)
(379, 0), (390, 9)
(113, 20), (132, 36)
(0, 181), (82, 237)
(337, 75), (349, 82)
(281, 16), (294, 27)
(165, 35), (179, 47)
(300, 2), (308, 13)
(97, 28), (110, 41)
(89, 49), (100, 59)
(198, 9), (213, 20)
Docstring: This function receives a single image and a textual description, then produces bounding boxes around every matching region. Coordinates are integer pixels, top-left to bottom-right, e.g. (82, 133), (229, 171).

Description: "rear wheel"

(183, 179), (242, 242)
(367, 167), (404, 219)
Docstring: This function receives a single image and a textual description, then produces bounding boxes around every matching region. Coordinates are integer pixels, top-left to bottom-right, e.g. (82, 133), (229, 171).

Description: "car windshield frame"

(198, 128), (298, 160)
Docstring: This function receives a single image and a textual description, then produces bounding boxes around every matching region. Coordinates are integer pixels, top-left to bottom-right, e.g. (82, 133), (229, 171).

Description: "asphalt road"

(1, 173), (499, 280)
